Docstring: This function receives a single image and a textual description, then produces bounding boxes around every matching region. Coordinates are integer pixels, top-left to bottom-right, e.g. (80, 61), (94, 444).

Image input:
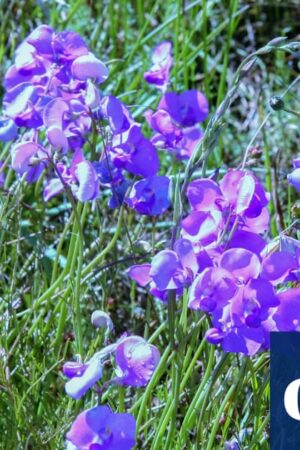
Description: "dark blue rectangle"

(271, 332), (300, 449)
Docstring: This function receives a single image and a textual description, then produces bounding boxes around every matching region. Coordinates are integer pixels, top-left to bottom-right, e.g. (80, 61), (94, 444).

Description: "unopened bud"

(270, 96), (285, 111)
(91, 310), (113, 333)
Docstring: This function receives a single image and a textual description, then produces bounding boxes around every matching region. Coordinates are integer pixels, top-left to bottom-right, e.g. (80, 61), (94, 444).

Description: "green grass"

(0, 1), (300, 449)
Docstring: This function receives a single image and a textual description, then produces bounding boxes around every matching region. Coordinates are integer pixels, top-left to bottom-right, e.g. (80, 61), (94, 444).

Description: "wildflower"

(144, 41), (173, 91)
(128, 238), (198, 298)
(66, 406), (136, 450)
(114, 335), (160, 387)
(64, 358), (103, 400)
(71, 53), (109, 82)
(43, 152), (99, 202)
(125, 175), (171, 216)
(63, 336), (160, 398)
(2, 24), (108, 150)
(273, 289), (300, 331)
(0, 117), (18, 141)
(158, 90), (209, 127)
(146, 89), (208, 159)
(183, 170), (270, 247)
(287, 157), (300, 192)
(111, 124), (159, 178)
(11, 141), (48, 174)
(100, 96), (132, 133)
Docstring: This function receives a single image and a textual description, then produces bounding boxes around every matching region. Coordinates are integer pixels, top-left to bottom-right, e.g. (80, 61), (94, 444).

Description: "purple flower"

(100, 96), (132, 133)
(66, 406), (136, 450)
(127, 264), (152, 287)
(181, 210), (223, 247)
(43, 98), (69, 151)
(128, 238), (198, 298)
(144, 41), (173, 91)
(64, 335), (159, 398)
(188, 248), (261, 312)
(184, 171), (270, 244)
(220, 248), (261, 282)
(108, 179), (131, 209)
(74, 160), (99, 201)
(71, 53), (109, 82)
(204, 278), (279, 355)
(125, 175), (171, 216)
(114, 336), (160, 387)
(293, 157), (300, 169)
(63, 361), (88, 379)
(0, 117), (18, 141)
(146, 108), (203, 160)
(205, 322), (266, 356)
(220, 170), (269, 217)
(261, 250), (299, 284)
(175, 126), (203, 159)
(279, 236), (300, 281)
(43, 153), (100, 202)
(196, 235), (300, 355)
(3, 82), (45, 128)
(287, 168), (300, 192)
(2, 25), (108, 154)
(287, 156), (300, 191)
(188, 171), (269, 220)
(273, 288), (300, 331)
(111, 124), (159, 178)
(189, 267), (236, 312)
(187, 243), (284, 355)
(146, 90), (208, 160)
(228, 230), (266, 255)
(158, 90), (209, 127)
(11, 141), (48, 174)
(65, 358), (103, 400)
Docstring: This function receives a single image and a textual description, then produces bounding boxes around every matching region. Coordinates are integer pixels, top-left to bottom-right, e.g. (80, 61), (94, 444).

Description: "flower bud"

(287, 168), (300, 192)
(91, 310), (113, 333)
(270, 96), (285, 111)
(62, 361), (87, 379)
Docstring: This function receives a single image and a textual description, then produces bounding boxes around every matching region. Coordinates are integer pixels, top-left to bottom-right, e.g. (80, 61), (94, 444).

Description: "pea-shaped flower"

(114, 336), (160, 387)
(63, 336), (160, 399)
(125, 175), (171, 216)
(64, 357), (103, 400)
(66, 406), (136, 450)
(144, 41), (173, 91)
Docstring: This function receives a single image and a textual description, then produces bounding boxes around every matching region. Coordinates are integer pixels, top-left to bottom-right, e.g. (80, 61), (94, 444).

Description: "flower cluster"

(0, 26), (173, 214)
(0, 29), (211, 218)
(129, 169), (300, 355)
(3, 22), (300, 448)
(144, 42), (209, 159)
(1, 25), (109, 196)
(64, 313), (160, 449)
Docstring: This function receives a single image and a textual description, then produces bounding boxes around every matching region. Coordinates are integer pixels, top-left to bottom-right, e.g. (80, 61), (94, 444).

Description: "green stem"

(134, 346), (172, 431)
(118, 386), (125, 413)
(204, 358), (247, 450)
(51, 212), (74, 284)
(177, 346), (217, 447)
(167, 290), (176, 348)
(74, 206), (84, 356)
